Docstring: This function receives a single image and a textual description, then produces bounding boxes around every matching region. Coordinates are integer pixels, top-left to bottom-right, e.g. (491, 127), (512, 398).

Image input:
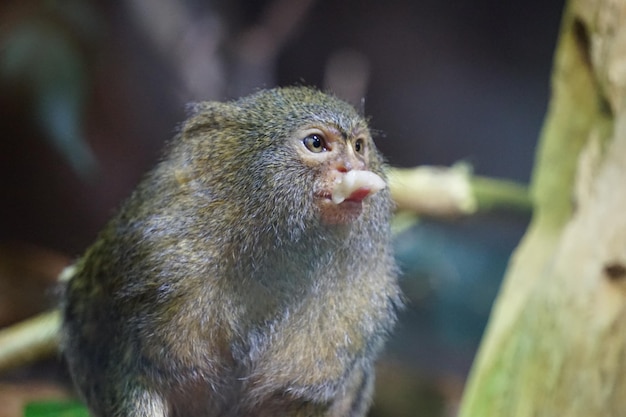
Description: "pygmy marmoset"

(62, 87), (402, 416)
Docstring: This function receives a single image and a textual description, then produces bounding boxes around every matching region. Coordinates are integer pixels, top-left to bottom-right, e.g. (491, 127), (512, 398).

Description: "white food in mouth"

(331, 170), (386, 204)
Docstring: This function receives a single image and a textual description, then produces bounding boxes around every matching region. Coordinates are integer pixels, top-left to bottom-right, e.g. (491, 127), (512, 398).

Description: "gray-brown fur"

(62, 87), (401, 416)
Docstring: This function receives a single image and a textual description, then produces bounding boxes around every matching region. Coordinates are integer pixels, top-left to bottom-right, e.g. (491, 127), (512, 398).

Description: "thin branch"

(388, 165), (532, 218)
(0, 168), (532, 373)
(0, 310), (60, 371)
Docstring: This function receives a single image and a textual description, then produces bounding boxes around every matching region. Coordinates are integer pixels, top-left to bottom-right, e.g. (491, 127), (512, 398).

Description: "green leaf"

(23, 401), (90, 417)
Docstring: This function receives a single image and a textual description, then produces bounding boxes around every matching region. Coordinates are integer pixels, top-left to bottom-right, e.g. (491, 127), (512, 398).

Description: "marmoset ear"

(181, 102), (242, 138)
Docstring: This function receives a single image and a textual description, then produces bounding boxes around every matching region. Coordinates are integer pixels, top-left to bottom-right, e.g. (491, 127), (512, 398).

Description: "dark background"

(0, 0), (564, 415)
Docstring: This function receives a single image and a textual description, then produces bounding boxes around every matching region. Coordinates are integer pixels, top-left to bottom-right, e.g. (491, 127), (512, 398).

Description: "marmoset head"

(175, 87), (388, 229)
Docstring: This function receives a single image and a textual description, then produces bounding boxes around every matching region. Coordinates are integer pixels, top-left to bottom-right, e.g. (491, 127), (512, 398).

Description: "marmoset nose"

(334, 156), (365, 174)
(335, 162), (352, 173)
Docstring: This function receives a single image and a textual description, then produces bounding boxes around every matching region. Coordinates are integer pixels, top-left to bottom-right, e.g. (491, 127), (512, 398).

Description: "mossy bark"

(459, 0), (626, 415)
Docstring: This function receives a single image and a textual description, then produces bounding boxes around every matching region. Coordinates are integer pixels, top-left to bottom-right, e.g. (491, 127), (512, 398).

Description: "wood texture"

(459, 1), (626, 415)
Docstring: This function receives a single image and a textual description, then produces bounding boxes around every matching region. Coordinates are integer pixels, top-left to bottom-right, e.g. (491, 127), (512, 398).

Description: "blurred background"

(0, 0), (564, 415)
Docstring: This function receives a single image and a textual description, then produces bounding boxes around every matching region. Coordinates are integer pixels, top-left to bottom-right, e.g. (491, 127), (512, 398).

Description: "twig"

(0, 167), (532, 373)
(0, 310), (60, 371)
(388, 165), (532, 218)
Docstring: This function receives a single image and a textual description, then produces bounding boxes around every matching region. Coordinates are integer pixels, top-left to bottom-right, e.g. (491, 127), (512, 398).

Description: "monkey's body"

(62, 87), (401, 416)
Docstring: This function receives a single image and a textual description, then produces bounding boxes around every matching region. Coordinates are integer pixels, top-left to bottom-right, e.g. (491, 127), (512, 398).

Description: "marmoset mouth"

(315, 192), (364, 225)
(315, 189), (369, 204)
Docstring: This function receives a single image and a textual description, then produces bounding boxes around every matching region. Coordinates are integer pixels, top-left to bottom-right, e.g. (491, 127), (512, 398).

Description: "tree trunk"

(459, 0), (626, 415)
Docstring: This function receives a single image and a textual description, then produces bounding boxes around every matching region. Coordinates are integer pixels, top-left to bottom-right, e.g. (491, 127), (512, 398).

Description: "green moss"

(530, 12), (599, 232)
